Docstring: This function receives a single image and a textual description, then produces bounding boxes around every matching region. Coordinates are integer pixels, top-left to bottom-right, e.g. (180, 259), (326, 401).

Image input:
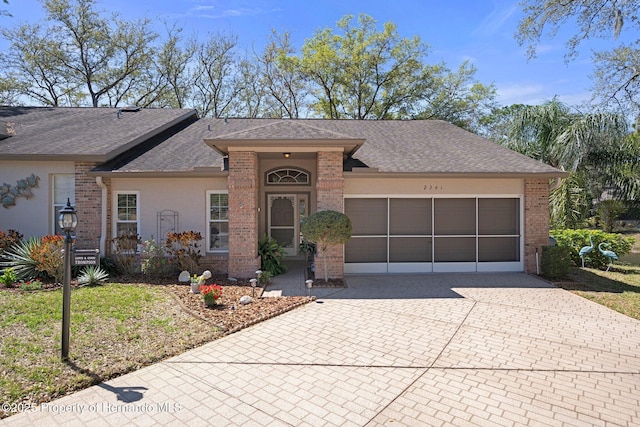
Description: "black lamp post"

(58, 198), (77, 361)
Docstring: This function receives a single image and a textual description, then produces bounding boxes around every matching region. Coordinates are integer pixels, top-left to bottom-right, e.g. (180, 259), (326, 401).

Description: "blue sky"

(0, 0), (621, 107)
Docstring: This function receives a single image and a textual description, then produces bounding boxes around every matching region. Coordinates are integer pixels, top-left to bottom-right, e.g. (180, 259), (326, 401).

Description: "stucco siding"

(0, 160), (74, 238)
(345, 177), (524, 195)
(110, 177), (227, 246)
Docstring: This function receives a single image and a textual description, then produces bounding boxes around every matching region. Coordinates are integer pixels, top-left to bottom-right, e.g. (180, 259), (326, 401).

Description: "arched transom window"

(266, 168), (310, 185)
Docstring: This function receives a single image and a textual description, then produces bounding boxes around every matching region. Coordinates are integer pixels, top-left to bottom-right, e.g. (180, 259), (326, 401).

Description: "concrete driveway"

(2, 273), (640, 426)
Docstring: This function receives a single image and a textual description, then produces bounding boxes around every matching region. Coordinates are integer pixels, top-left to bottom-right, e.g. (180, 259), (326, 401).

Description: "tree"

(301, 210), (352, 282)
(1, 0), (10, 18)
(123, 24), (197, 109)
(1, 23), (81, 106)
(0, 74), (24, 105)
(192, 32), (244, 118)
(503, 98), (635, 227)
(297, 14), (427, 119)
(516, 0), (640, 114)
(290, 13), (496, 126)
(411, 60), (497, 132)
(258, 29), (309, 118)
(1, 0), (157, 107)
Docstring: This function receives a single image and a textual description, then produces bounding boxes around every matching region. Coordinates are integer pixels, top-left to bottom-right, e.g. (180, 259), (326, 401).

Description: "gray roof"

(0, 108), (564, 177)
(120, 118), (562, 176)
(0, 106), (197, 161)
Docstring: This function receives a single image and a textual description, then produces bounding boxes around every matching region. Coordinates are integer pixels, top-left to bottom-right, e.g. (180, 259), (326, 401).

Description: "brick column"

(315, 151), (345, 279)
(228, 151), (260, 278)
(74, 162), (102, 250)
(524, 178), (550, 274)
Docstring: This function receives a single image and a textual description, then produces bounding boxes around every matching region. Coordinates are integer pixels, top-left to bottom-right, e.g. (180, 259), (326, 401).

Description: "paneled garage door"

(344, 197), (523, 273)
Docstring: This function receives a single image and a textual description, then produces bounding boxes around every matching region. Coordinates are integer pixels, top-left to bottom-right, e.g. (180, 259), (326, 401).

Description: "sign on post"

(73, 248), (100, 266)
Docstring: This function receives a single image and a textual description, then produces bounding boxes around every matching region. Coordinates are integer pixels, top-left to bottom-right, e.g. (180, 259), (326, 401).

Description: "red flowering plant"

(200, 284), (223, 306)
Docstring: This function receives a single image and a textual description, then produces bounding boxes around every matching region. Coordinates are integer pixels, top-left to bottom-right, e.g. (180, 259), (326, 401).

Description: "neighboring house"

(0, 106), (565, 278)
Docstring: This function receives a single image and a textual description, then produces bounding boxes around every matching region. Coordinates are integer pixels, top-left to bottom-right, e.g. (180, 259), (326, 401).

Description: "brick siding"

(227, 151), (260, 278)
(524, 178), (550, 274)
(74, 162), (102, 250)
(315, 151), (345, 279)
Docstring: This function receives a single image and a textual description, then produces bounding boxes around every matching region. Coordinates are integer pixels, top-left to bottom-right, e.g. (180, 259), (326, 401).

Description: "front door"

(268, 194), (307, 256)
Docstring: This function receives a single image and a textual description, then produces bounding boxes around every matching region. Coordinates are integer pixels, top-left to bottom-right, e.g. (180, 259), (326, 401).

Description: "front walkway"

(2, 273), (640, 426)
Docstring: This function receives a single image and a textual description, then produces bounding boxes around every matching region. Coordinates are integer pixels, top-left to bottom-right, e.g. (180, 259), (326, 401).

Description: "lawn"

(0, 283), (221, 418)
(555, 265), (640, 320)
(0, 280), (310, 420)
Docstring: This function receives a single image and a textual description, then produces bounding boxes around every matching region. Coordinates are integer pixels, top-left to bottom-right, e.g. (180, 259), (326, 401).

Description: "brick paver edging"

(169, 291), (315, 335)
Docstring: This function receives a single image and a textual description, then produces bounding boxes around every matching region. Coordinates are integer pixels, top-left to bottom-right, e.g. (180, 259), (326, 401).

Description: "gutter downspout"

(96, 177), (107, 255)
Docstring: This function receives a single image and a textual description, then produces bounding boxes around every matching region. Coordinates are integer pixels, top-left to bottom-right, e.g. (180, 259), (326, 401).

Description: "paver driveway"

(2, 273), (640, 426)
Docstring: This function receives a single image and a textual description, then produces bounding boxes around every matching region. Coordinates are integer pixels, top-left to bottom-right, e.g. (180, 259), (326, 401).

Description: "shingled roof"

(109, 117), (563, 176)
(0, 106), (197, 161)
(0, 108), (564, 177)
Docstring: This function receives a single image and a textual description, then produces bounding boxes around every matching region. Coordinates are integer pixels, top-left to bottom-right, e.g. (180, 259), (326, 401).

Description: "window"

(266, 168), (310, 185)
(115, 192), (139, 237)
(207, 191), (229, 252)
(52, 174), (75, 235)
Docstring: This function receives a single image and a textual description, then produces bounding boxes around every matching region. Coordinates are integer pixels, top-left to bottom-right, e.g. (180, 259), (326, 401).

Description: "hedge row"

(549, 229), (635, 270)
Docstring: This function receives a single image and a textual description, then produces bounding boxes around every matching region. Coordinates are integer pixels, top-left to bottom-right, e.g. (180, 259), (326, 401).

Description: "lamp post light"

(305, 279), (313, 297)
(249, 278), (257, 297)
(58, 198), (77, 361)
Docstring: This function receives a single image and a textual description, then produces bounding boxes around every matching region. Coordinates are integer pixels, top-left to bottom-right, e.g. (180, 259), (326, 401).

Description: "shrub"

(0, 237), (42, 281)
(19, 279), (43, 291)
(110, 233), (141, 275)
(0, 229), (23, 254)
(30, 235), (65, 283)
(77, 265), (109, 286)
(550, 229), (635, 269)
(140, 236), (168, 277)
(258, 235), (286, 276)
(0, 267), (17, 287)
(299, 240), (316, 261)
(301, 210), (352, 282)
(541, 246), (572, 279)
(99, 256), (119, 277)
(165, 231), (202, 273)
(596, 200), (626, 232)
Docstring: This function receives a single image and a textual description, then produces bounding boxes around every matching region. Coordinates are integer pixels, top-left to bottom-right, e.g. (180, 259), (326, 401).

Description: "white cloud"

(496, 82), (592, 106)
(496, 82), (547, 105)
(473, 3), (518, 37)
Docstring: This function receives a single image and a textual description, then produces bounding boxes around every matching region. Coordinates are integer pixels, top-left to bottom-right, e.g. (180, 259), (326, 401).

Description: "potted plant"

(200, 284), (222, 307)
(190, 270), (211, 293)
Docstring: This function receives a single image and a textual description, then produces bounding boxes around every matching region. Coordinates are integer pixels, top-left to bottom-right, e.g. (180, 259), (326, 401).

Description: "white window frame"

(113, 191), (140, 239)
(266, 168), (310, 185)
(207, 190), (229, 253)
(52, 174), (75, 235)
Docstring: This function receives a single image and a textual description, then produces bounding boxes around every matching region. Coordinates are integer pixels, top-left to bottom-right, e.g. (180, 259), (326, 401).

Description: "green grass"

(619, 252), (640, 266)
(0, 283), (219, 417)
(559, 265), (640, 320)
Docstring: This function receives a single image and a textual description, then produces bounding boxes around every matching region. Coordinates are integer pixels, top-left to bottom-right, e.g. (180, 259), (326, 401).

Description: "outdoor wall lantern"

(58, 198), (77, 361)
(283, 152), (291, 158)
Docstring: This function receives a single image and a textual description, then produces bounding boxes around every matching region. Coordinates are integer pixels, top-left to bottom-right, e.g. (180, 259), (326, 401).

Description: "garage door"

(344, 197), (522, 273)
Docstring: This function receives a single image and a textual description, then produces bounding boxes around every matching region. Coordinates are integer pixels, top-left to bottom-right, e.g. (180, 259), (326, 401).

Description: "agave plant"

(0, 237), (41, 281)
(77, 265), (109, 286)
